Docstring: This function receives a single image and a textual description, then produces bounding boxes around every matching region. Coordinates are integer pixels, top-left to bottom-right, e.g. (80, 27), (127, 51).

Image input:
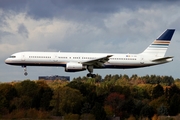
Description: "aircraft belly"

(101, 61), (152, 69)
(7, 60), (67, 67)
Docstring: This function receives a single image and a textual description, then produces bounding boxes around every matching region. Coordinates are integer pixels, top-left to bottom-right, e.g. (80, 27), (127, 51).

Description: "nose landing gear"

(22, 66), (28, 76)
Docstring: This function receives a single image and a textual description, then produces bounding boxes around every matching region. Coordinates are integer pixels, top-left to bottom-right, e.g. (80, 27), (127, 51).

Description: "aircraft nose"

(5, 58), (11, 64)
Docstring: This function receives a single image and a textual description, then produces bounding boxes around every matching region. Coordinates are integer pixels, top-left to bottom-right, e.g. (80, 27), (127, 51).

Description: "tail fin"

(141, 29), (175, 57)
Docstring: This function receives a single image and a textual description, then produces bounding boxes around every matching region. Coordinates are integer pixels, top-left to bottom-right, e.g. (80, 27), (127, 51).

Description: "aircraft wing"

(82, 55), (113, 67)
(152, 56), (173, 62)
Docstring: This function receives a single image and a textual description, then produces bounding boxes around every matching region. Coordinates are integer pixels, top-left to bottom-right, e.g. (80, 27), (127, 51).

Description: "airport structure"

(38, 75), (70, 81)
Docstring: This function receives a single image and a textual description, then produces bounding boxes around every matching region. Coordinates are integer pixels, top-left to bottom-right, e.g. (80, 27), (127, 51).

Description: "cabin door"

(54, 54), (58, 62)
(140, 56), (144, 64)
(21, 54), (25, 61)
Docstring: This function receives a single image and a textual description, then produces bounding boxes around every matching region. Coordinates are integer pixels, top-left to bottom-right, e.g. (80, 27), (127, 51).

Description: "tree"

(14, 80), (39, 109)
(130, 74), (138, 80)
(132, 86), (150, 100)
(66, 81), (88, 96)
(94, 74), (102, 82)
(140, 104), (154, 119)
(91, 102), (106, 120)
(0, 94), (8, 114)
(50, 87), (84, 115)
(122, 74), (129, 81)
(15, 80), (38, 97)
(81, 102), (91, 114)
(105, 92), (125, 117)
(104, 75), (112, 81)
(0, 83), (17, 112)
(36, 81), (53, 110)
(165, 84), (180, 103)
(157, 104), (168, 116)
(152, 84), (164, 99)
(11, 96), (32, 109)
(0, 84), (17, 102)
(132, 100), (145, 119)
(149, 95), (168, 113)
(169, 93), (180, 116)
(162, 76), (174, 85)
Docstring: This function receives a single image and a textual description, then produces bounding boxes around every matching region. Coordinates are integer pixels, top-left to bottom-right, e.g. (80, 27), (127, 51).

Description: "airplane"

(5, 29), (175, 78)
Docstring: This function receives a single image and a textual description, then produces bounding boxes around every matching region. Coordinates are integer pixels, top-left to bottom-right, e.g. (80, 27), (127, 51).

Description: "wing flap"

(82, 55), (112, 67)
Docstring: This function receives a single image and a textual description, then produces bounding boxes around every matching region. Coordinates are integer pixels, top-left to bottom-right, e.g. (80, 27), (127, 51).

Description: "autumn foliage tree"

(1, 74), (180, 119)
(105, 92), (125, 117)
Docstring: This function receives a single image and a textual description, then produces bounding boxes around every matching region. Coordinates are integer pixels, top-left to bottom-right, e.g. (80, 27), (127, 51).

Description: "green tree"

(15, 80), (38, 97)
(149, 95), (168, 112)
(0, 83), (17, 112)
(66, 81), (98, 108)
(91, 102), (106, 120)
(157, 104), (168, 116)
(104, 74), (112, 81)
(94, 74), (102, 82)
(11, 96), (32, 109)
(140, 104), (154, 120)
(36, 80), (53, 110)
(0, 94), (8, 114)
(162, 76), (174, 85)
(130, 74), (138, 80)
(169, 93), (180, 116)
(152, 84), (164, 99)
(66, 81), (88, 96)
(81, 102), (91, 114)
(0, 84), (17, 102)
(132, 86), (150, 100)
(122, 74), (129, 81)
(50, 86), (84, 115)
(14, 80), (39, 109)
(132, 100), (145, 119)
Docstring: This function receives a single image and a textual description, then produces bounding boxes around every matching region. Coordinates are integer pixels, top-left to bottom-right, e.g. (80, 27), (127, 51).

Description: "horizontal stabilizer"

(152, 56), (173, 62)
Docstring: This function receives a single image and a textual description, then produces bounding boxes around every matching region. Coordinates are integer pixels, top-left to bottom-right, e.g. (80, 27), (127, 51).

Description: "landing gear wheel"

(87, 73), (96, 78)
(91, 74), (96, 78)
(87, 73), (91, 77)
(22, 66), (28, 76)
(24, 72), (28, 76)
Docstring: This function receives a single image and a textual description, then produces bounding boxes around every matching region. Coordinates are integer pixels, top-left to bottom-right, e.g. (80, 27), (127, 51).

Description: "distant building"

(39, 75), (70, 81)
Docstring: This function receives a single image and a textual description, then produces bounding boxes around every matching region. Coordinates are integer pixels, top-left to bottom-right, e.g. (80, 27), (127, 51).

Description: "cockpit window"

(10, 56), (16, 58)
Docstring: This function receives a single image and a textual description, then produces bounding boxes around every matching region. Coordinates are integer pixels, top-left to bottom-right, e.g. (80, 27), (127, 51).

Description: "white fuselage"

(5, 51), (171, 69)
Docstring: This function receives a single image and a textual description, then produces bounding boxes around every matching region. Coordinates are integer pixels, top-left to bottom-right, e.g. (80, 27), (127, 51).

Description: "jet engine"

(65, 62), (86, 72)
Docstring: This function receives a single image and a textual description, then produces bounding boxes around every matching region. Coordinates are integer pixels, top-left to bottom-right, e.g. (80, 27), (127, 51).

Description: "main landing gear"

(87, 73), (96, 78)
(86, 66), (96, 78)
(22, 66), (28, 76)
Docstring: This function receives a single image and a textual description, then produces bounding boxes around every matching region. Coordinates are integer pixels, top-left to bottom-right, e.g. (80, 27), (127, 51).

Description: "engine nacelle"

(65, 62), (86, 72)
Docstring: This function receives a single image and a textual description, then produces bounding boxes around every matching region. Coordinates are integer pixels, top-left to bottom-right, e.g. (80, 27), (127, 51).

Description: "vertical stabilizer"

(141, 29), (175, 57)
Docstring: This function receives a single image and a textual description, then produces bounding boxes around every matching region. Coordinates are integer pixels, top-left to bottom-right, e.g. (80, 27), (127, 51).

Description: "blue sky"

(0, 0), (180, 82)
